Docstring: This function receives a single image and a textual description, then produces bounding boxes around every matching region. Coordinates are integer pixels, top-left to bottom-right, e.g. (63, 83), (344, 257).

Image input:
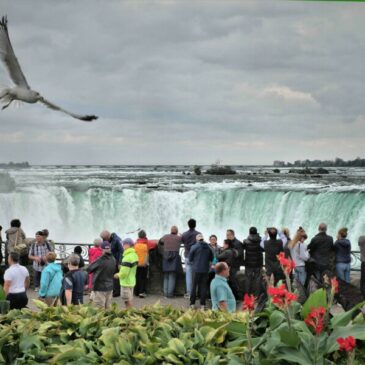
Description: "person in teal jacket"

(39, 252), (63, 306)
(114, 238), (138, 308)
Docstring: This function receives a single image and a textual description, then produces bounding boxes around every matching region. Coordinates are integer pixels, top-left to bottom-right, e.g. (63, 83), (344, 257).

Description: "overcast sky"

(0, 0), (364, 165)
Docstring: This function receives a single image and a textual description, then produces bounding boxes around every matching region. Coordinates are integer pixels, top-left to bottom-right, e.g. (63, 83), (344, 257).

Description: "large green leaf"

(278, 326), (300, 348)
(301, 289), (327, 319)
(330, 301), (365, 328)
(269, 310), (285, 330)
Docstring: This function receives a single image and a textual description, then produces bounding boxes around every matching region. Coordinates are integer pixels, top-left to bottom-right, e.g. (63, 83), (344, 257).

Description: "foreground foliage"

(0, 301), (249, 365)
(0, 295), (364, 365)
(1, 253), (365, 364)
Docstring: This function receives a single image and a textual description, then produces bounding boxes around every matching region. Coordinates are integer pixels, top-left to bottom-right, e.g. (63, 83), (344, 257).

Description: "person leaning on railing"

(358, 236), (365, 298)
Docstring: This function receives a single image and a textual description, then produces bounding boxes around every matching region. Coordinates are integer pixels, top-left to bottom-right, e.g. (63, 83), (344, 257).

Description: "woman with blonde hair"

(288, 227), (309, 285)
(334, 227), (351, 283)
(39, 252), (63, 306)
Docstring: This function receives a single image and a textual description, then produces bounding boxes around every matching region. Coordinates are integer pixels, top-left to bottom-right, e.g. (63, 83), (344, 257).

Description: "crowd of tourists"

(0, 219), (364, 314)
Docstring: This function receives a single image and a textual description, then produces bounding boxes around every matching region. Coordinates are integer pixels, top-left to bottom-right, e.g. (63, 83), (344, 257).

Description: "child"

(114, 238), (138, 308)
(88, 238), (103, 290)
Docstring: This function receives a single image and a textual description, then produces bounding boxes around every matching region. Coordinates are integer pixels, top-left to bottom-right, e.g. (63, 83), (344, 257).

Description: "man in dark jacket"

(263, 227), (284, 284)
(182, 219), (201, 298)
(100, 230), (123, 297)
(243, 227), (264, 295)
(189, 234), (214, 309)
(308, 223), (334, 281)
(218, 239), (239, 299)
(87, 241), (116, 309)
(358, 236), (365, 298)
(226, 229), (243, 298)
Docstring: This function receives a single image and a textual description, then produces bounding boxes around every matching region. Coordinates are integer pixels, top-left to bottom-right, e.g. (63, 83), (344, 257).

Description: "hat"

(122, 238), (134, 246)
(196, 233), (204, 241)
(101, 241), (111, 250)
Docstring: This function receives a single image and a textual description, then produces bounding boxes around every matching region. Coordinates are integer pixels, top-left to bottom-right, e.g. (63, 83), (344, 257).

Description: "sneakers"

(184, 293), (190, 299)
(34, 287), (39, 292)
(139, 293), (146, 298)
(190, 304), (195, 309)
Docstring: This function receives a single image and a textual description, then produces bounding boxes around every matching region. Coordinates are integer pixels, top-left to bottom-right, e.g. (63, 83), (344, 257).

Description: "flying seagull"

(0, 16), (97, 122)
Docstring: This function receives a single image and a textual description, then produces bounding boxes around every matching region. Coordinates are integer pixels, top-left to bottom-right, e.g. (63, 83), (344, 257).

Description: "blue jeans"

(294, 266), (307, 286)
(336, 262), (351, 283)
(163, 272), (176, 297)
(185, 257), (193, 295)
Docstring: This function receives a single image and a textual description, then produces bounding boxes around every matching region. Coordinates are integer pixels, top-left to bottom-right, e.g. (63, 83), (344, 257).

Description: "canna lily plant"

(1, 253), (365, 364)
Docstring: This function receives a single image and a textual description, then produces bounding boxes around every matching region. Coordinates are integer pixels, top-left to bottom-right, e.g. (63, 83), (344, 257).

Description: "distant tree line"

(0, 161), (30, 168)
(273, 157), (365, 168)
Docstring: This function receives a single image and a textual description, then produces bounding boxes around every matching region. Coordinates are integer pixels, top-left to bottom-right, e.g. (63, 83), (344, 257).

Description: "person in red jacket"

(88, 238), (103, 290)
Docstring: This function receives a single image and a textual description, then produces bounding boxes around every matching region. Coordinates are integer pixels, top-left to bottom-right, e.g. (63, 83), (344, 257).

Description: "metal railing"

(53, 244), (362, 271)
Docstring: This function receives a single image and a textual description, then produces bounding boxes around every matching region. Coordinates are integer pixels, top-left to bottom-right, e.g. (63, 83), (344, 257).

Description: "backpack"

(13, 230), (28, 256)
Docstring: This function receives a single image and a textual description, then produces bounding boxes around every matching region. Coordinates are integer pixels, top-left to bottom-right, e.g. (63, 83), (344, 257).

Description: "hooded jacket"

(117, 247), (139, 287)
(5, 227), (26, 253)
(39, 262), (63, 298)
(334, 238), (351, 264)
(217, 246), (238, 268)
(264, 239), (284, 275)
(87, 252), (116, 291)
(243, 234), (264, 268)
(189, 241), (214, 273)
(134, 238), (149, 266)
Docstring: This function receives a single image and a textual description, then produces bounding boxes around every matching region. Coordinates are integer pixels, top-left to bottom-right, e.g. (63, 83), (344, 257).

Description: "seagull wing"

(0, 16), (30, 89)
(38, 97), (98, 122)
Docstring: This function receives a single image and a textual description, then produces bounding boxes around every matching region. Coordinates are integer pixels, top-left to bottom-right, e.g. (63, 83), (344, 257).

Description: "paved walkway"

(27, 290), (190, 311)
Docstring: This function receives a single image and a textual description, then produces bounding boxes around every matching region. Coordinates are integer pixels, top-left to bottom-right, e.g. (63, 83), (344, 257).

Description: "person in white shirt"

(288, 228), (310, 286)
(3, 252), (30, 309)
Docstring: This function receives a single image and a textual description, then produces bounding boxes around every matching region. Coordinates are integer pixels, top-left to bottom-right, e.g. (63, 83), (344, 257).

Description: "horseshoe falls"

(0, 166), (364, 247)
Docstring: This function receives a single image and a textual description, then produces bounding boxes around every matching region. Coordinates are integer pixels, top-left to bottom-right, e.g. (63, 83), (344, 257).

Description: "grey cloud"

(0, 0), (364, 164)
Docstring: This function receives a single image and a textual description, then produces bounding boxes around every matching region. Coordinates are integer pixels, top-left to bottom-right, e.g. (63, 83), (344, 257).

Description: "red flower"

(331, 277), (339, 294)
(337, 336), (356, 352)
(304, 307), (326, 335)
(242, 294), (256, 311)
(277, 252), (295, 275)
(268, 284), (297, 309)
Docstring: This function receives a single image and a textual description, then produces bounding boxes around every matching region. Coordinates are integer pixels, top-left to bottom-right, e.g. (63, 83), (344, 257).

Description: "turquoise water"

(0, 166), (364, 245)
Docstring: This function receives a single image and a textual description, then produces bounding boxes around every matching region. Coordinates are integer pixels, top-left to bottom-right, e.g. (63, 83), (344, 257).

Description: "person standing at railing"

(38, 252), (63, 306)
(62, 254), (88, 305)
(159, 226), (183, 298)
(262, 227), (285, 285)
(359, 236), (365, 298)
(5, 219), (27, 266)
(182, 219), (201, 299)
(307, 223), (334, 281)
(242, 227), (264, 295)
(87, 241), (116, 309)
(134, 230), (149, 298)
(100, 230), (123, 298)
(28, 231), (53, 292)
(115, 238), (138, 309)
(88, 238), (103, 290)
(334, 228), (351, 283)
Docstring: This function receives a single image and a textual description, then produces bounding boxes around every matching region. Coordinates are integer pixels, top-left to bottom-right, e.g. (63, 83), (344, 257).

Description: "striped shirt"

(29, 242), (51, 272)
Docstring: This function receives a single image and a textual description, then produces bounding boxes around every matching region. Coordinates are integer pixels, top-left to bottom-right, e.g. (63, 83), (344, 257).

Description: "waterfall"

(1, 185), (364, 246)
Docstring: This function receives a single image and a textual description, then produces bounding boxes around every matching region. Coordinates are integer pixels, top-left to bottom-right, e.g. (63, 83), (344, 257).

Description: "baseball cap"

(122, 238), (134, 246)
(101, 241), (111, 250)
(196, 233), (204, 241)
